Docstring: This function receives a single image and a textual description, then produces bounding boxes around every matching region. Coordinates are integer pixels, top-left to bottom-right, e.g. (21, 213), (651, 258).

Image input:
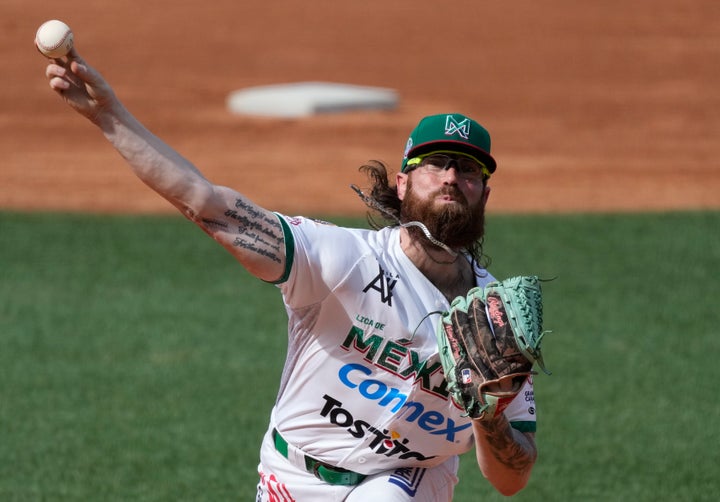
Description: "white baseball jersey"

(265, 215), (536, 476)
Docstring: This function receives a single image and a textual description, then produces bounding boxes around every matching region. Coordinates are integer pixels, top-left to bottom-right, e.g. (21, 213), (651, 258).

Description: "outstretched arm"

(472, 417), (537, 496)
(44, 48), (286, 282)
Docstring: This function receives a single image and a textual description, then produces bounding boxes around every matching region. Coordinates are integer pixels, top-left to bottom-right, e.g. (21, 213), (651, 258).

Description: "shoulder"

(274, 214), (387, 285)
(277, 214), (395, 248)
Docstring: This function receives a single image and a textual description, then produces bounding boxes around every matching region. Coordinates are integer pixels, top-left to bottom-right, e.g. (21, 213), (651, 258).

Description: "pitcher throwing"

(43, 43), (544, 500)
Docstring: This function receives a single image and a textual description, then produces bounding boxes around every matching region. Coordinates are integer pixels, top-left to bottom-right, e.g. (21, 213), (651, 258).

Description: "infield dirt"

(3, 1), (719, 215)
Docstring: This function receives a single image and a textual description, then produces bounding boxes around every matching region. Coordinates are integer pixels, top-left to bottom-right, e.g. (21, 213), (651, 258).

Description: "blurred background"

(3, 0), (719, 215)
(2, 1), (719, 500)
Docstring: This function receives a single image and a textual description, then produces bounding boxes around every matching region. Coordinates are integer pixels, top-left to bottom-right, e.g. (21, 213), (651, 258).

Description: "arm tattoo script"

(478, 420), (536, 475)
(201, 218), (229, 230)
(226, 199), (283, 263)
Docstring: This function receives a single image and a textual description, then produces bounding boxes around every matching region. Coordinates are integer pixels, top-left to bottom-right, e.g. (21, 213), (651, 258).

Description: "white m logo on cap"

(445, 116), (471, 139)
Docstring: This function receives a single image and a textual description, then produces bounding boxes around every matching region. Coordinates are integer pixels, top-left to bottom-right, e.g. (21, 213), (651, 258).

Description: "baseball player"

(44, 49), (538, 501)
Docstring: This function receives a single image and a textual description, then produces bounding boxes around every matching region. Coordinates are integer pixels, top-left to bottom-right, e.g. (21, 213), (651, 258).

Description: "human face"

(396, 160), (491, 249)
(397, 153), (490, 213)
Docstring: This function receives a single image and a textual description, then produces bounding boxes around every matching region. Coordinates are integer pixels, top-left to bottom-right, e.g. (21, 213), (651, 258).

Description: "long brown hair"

(354, 160), (491, 270)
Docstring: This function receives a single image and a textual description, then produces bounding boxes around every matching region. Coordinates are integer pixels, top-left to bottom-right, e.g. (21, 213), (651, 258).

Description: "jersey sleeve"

(271, 214), (369, 309)
(504, 377), (537, 433)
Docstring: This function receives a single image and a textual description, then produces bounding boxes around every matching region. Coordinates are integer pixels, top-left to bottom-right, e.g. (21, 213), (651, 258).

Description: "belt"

(272, 428), (367, 486)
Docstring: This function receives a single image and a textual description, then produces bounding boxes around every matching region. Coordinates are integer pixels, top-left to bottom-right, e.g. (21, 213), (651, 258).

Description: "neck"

(399, 228), (474, 301)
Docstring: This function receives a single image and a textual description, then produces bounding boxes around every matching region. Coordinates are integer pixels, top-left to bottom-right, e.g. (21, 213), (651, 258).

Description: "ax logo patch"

(363, 264), (399, 306)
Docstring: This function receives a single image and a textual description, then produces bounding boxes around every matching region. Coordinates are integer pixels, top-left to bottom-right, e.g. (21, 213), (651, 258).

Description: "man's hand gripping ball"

(436, 276), (550, 421)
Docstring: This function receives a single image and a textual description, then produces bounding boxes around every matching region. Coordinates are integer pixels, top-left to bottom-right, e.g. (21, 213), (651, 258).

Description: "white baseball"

(35, 20), (74, 58)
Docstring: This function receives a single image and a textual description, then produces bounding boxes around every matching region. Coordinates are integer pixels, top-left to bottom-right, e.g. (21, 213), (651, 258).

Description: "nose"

(439, 164), (460, 183)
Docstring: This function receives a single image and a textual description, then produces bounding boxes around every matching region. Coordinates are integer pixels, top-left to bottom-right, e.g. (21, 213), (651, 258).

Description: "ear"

(396, 172), (409, 201)
(482, 185), (492, 205)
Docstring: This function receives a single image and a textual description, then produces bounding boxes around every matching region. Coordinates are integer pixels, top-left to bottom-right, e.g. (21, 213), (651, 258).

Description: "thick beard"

(400, 181), (486, 249)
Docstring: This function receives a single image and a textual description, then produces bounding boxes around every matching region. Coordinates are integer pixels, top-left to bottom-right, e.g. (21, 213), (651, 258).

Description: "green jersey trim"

(510, 421), (536, 433)
(267, 213), (294, 285)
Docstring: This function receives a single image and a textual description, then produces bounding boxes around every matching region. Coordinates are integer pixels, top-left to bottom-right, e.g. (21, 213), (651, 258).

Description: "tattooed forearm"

(235, 227), (282, 253)
(225, 200), (281, 240)
(232, 237), (282, 263)
(234, 198), (267, 220)
(476, 420), (536, 474)
(226, 198), (283, 263)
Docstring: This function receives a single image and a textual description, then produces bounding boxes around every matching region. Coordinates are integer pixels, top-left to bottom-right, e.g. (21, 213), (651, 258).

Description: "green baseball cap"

(401, 113), (497, 174)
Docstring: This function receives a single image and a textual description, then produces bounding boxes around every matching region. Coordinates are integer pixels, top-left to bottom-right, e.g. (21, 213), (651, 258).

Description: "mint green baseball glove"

(436, 275), (550, 421)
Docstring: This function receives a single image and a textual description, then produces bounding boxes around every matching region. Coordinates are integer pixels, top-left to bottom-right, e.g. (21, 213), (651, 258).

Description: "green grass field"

(2, 210), (718, 501)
